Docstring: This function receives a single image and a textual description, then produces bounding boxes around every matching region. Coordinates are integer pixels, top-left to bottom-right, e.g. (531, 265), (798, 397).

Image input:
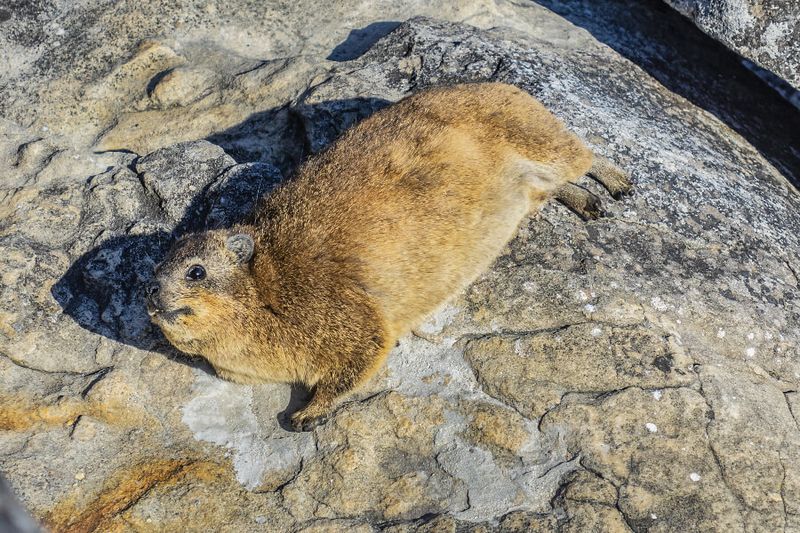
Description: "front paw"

(289, 411), (329, 432)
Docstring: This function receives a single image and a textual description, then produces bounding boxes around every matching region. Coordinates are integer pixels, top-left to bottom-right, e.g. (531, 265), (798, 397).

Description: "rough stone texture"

(663, 0), (800, 91)
(533, 0), (800, 190)
(1, 4), (800, 533)
(0, 474), (40, 533)
(0, 0), (553, 158)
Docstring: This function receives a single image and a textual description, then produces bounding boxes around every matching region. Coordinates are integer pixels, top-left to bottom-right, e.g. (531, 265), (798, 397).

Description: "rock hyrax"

(146, 82), (632, 431)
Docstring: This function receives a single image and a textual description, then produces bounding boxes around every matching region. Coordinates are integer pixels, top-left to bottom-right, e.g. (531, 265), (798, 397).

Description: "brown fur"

(148, 83), (631, 430)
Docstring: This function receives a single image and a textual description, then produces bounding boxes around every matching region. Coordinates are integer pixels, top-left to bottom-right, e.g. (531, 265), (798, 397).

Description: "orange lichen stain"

(0, 393), (148, 433)
(42, 459), (224, 533)
(0, 397), (84, 432)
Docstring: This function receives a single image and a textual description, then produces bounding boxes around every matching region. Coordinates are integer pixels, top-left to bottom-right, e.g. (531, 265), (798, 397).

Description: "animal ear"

(226, 234), (254, 264)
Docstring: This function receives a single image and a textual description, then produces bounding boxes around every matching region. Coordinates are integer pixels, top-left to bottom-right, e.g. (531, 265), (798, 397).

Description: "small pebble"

(652, 390), (663, 400)
(74, 471), (85, 481)
(645, 423), (658, 433)
(689, 472), (701, 482)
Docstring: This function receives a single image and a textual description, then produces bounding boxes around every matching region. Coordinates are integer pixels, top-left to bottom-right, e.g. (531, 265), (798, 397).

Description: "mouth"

(148, 306), (192, 322)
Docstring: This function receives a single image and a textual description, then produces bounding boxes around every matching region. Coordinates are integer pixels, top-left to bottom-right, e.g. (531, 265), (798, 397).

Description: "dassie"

(146, 82), (632, 431)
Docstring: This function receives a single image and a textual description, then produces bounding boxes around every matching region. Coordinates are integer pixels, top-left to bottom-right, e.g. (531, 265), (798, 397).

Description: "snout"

(145, 280), (163, 314)
(145, 280), (192, 322)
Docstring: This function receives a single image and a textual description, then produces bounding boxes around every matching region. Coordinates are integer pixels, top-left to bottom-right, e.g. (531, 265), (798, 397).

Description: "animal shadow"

(277, 385), (315, 431)
(327, 21), (402, 61)
(51, 97), (391, 392)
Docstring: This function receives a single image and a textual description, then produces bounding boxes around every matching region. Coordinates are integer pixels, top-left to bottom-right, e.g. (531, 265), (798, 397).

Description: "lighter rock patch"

(415, 303), (460, 336)
(181, 370), (312, 490)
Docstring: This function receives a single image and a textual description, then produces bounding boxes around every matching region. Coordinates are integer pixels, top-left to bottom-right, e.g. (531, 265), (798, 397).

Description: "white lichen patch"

(182, 370), (313, 490)
(388, 334), (578, 521)
(434, 410), (575, 521)
(650, 296), (669, 312)
(388, 333), (483, 400)
(514, 338), (526, 356)
(523, 281), (537, 293)
(762, 21), (789, 59)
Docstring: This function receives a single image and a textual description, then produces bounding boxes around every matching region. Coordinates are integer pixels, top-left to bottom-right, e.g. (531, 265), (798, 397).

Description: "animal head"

(146, 229), (258, 354)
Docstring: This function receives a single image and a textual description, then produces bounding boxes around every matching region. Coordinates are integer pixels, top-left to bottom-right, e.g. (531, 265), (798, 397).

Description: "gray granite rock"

(664, 0), (800, 91)
(1, 10), (799, 533)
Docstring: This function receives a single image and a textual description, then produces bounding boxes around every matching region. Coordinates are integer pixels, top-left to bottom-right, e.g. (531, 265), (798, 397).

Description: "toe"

(290, 413), (329, 432)
(612, 187), (633, 200)
(585, 198), (604, 219)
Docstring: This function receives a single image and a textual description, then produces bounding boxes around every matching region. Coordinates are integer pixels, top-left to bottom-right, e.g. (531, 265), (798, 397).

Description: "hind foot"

(288, 378), (343, 432)
(555, 183), (605, 221)
(290, 409), (329, 432)
(587, 155), (633, 199)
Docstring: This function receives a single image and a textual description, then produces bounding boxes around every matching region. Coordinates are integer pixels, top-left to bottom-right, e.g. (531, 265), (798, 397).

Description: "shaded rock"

(135, 140), (235, 224)
(0, 141), (235, 374)
(664, 0), (800, 91)
(205, 162), (283, 228)
(535, 0), (800, 190)
(0, 474), (41, 533)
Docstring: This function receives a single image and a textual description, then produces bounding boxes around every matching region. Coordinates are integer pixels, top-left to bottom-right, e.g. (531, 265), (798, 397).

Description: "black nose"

(145, 280), (160, 303)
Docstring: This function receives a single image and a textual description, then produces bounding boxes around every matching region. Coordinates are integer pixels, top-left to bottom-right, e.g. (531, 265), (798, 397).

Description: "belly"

(359, 184), (532, 335)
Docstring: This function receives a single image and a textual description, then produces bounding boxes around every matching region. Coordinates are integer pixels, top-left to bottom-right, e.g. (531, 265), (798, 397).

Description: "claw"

(611, 187), (634, 200)
(290, 412), (329, 432)
(582, 197), (605, 220)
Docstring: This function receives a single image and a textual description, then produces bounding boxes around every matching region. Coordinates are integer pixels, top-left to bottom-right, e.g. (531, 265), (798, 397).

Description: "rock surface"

(1, 5), (800, 533)
(663, 0), (800, 91)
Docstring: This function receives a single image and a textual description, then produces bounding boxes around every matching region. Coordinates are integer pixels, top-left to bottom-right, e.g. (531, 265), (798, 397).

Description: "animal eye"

(185, 265), (206, 281)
